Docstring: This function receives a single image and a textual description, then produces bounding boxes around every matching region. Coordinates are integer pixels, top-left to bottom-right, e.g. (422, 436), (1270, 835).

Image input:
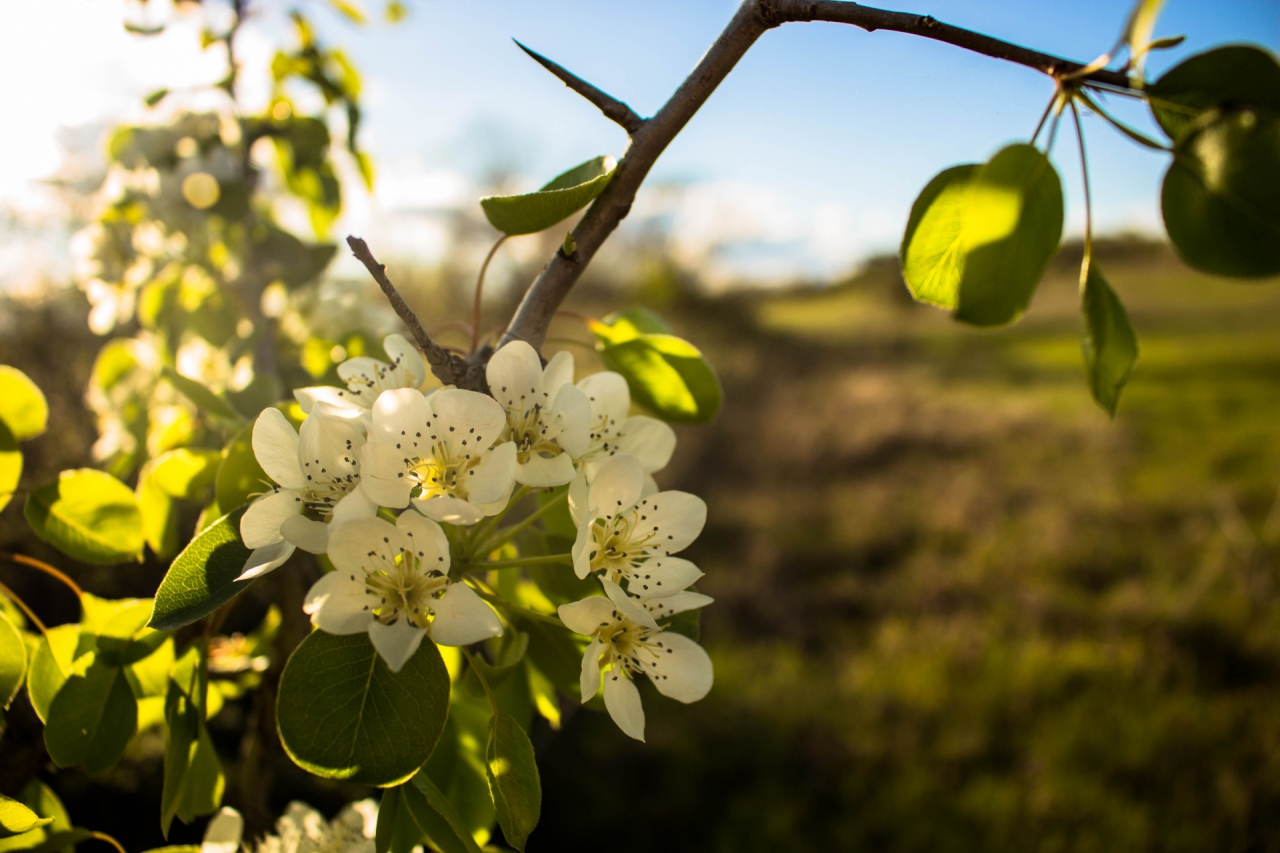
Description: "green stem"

(460, 646), (500, 715)
(464, 553), (572, 572)
(473, 589), (563, 627)
(0, 580), (47, 635)
(1074, 88), (1170, 151)
(478, 490), (569, 555)
(1071, 98), (1095, 283)
(466, 485), (531, 557)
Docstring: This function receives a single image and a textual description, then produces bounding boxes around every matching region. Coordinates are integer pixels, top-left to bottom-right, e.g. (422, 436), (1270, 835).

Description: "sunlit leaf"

(150, 507), (255, 632)
(0, 797), (51, 839)
(138, 465), (180, 560)
(26, 625), (79, 724)
(595, 333), (722, 424)
(1121, 0), (1165, 80)
(0, 366), (48, 442)
(1146, 45), (1280, 141)
(0, 782), (71, 853)
(0, 424), (20, 515)
(152, 449), (222, 498)
(486, 713), (540, 852)
(25, 469), (144, 565)
(0, 612), (25, 711)
(480, 156), (616, 236)
(214, 424), (268, 513)
(1080, 264), (1140, 416)
(161, 368), (244, 426)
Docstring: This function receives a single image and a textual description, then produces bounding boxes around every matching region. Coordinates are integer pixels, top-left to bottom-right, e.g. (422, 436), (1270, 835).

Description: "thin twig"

(0, 580), (47, 635)
(464, 553), (573, 572)
(346, 236), (462, 386)
(2, 552), (83, 597)
(89, 831), (128, 853)
(474, 588), (563, 626)
(515, 40), (645, 134)
(471, 235), (508, 353)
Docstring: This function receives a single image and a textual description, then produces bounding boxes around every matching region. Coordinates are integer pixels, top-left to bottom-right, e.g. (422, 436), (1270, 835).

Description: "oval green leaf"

(1080, 264), (1140, 417)
(149, 506), (255, 632)
(276, 631), (450, 786)
(1161, 108), (1280, 277)
(597, 334), (722, 424)
(0, 612), (25, 711)
(24, 469), (144, 565)
(44, 655), (138, 774)
(138, 465), (179, 560)
(901, 144), (1063, 327)
(0, 366), (48, 443)
(215, 424), (268, 513)
(399, 773), (484, 853)
(0, 423), (19, 515)
(27, 625), (80, 723)
(480, 156), (616, 236)
(162, 367), (244, 425)
(0, 797), (51, 839)
(151, 449), (222, 498)
(1146, 45), (1280, 140)
(486, 713), (540, 852)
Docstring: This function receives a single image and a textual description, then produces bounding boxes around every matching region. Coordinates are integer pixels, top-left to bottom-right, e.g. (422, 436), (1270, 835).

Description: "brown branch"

(495, 0), (1138, 351)
(346, 236), (466, 387)
(515, 40), (646, 134)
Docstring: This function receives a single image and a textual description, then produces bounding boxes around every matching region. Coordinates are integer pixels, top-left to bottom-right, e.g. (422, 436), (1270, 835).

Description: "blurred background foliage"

(4, 229), (1280, 850)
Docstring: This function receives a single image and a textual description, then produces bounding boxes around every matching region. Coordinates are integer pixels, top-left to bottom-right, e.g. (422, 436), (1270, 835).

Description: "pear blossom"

(238, 406), (376, 579)
(486, 341), (592, 487)
(294, 333), (426, 420)
(575, 371), (676, 483)
(198, 800), (380, 853)
(571, 453), (707, 585)
(559, 578), (713, 741)
(359, 387), (517, 525)
(304, 514), (502, 672)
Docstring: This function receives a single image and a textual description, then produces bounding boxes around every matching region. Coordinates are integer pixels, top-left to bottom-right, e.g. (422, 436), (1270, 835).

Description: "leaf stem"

(0, 579), (47, 635)
(466, 485), (531, 558)
(1070, 99), (1095, 283)
(473, 588), (563, 627)
(2, 552), (83, 597)
(464, 553), (572, 572)
(1030, 85), (1060, 145)
(471, 235), (509, 354)
(460, 646), (500, 715)
(89, 831), (128, 853)
(1073, 88), (1171, 151)
(477, 489), (569, 556)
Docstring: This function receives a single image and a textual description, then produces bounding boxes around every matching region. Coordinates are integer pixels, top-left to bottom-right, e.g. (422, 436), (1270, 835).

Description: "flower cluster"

(242, 336), (712, 738)
(199, 800), (379, 853)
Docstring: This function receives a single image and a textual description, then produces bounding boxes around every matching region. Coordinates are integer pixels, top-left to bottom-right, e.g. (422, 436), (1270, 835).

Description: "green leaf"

(486, 713), (540, 852)
(0, 612), (26, 710)
(149, 507), (255, 632)
(138, 465), (179, 560)
(399, 774), (484, 853)
(1147, 45), (1280, 141)
(1160, 108), (1280, 277)
(375, 788), (400, 853)
(27, 625), (79, 723)
(277, 631), (450, 786)
(0, 423), (20, 515)
(24, 469), (144, 565)
(596, 334), (722, 424)
(900, 144), (1064, 326)
(1080, 264), (1140, 417)
(162, 646), (220, 837)
(1120, 0), (1165, 80)
(151, 449), (222, 498)
(0, 367), (48, 443)
(0, 782), (71, 853)
(161, 368), (244, 426)
(480, 156), (616, 236)
(514, 616), (582, 699)
(591, 307), (673, 344)
(214, 424), (268, 513)
(44, 654), (138, 774)
(0, 798), (51, 839)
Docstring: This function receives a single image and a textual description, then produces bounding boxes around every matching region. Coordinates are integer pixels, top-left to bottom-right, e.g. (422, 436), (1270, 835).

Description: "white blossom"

(199, 800), (380, 853)
(486, 341), (591, 488)
(359, 387), (517, 526)
(238, 406), (376, 579)
(571, 454), (706, 586)
(559, 578), (713, 741)
(575, 371), (675, 483)
(294, 334), (427, 421)
(304, 514), (502, 672)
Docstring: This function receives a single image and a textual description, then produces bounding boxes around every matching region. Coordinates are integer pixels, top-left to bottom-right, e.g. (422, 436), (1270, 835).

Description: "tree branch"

(346, 236), (466, 387)
(515, 40), (645, 134)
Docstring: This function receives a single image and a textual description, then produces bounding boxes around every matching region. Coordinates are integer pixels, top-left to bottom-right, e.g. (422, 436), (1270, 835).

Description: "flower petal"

(603, 670), (645, 741)
(429, 388), (506, 447)
(294, 385), (359, 414)
(304, 571), (372, 634)
(327, 517), (401, 576)
(551, 383), (592, 459)
(588, 453), (644, 517)
(200, 808), (244, 853)
(572, 520), (594, 579)
(580, 638), (603, 702)
(629, 556), (703, 597)
(252, 408), (305, 489)
(577, 371), (630, 424)
(331, 486), (378, 525)
(240, 489), (301, 549)
(467, 441), (517, 504)
(646, 632), (713, 703)
(567, 470), (589, 526)
(280, 515), (329, 553)
(601, 577), (658, 629)
(542, 350), (576, 397)
(517, 451), (577, 488)
(396, 511), (451, 568)
(486, 341), (544, 411)
(368, 618), (426, 673)
(428, 583), (503, 646)
(414, 495), (485, 526)
(358, 440), (412, 508)
(643, 591), (714, 620)
(558, 595), (615, 635)
(383, 333), (426, 386)
(636, 490), (706, 555)
(619, 416), (676, 473)
(237, 540), (294, 581)
(371, 387), (431, 444)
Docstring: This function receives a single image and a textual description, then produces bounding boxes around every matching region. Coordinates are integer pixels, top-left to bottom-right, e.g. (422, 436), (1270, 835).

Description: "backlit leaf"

(1147, 45), (1280, 141)
(24, 469), (144, 565)
(480, 156), (616, 236)
(150, 507), (255, 632)
(0, 797), (51, 839)
(485, 713), (540, 852)
(596, 334), (722, 424)
(0, 612), (25, 711)
(0, 366), (48, 442)
(1080, 264), (1140, 417)
(0, 424), (19, 515)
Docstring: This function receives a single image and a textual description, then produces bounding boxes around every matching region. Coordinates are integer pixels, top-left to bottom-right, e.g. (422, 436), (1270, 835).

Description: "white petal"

(601, 577), (658, 629)
(637, 490), (706, 555)
(327, 517), (401, 576)
(359, 440), (412, 508)
(429, 388), (506, 445)
(200, 807), (244, 853)
(551, 384), (592, 459)
(280, 515), (329, 553)
(558, 596), (615, 635)
(467, 441), (517, 504)
(579, 639), (603, 701)
(516, 451), (577, 488)
(304, 571), (372, 634)
(646, 632), (713, 703)
(383, 333), (426, 386)
(396, 511), (451, 568)
(237, 540), (294, 581)
(629, 556), (703, 597)
(473, 480), (516, 517)
(252, 408), (305, 489)
(294, 385), (359, 415)
(567, 470), (589, 526)
(618, 416), (676, 473)
(643, 591), (714, 620)
(301, 412), (364, 475)
(240, 489), (302, 549)
(641, 473), (660, 499)
(486, 341), (544, 411)
(428, 584), (503, 646)
(572, 520), (594, 579)
(588, 454), (644, 517)
(542, 350), (576, 397)
(368, 619), (426, 673)
(603, 670), (645, 741)
(370, 387), (431, 444)
(331, 487), (378, 525)
(577, 371), (630, 423)
(414, 495), (485, 526)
